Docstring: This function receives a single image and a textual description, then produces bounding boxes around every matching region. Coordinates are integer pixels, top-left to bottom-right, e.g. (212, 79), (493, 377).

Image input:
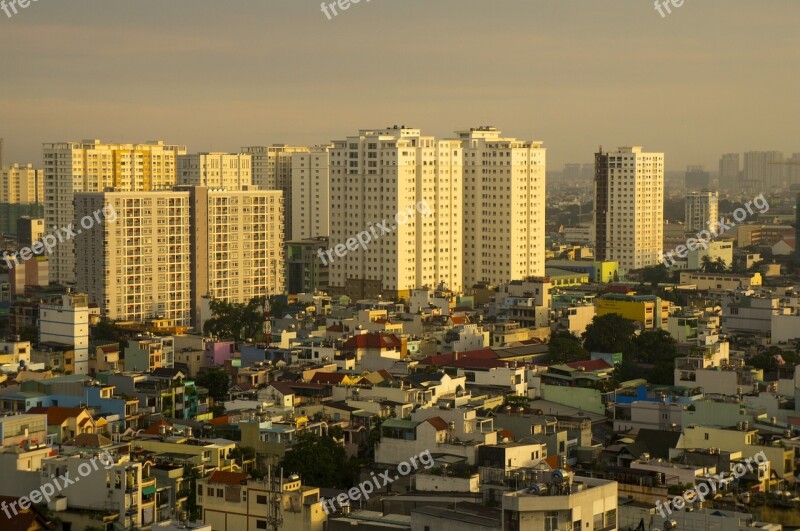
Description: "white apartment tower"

(75, 191), (193, 326)
(456, 127), (546, 287)
(42, 140), (186, 284)
(39, 292), (90, 375)
(328, 126), (462, 299)
(75, 187), (284, 330)
(685, 190), (718, 234)
(595, 146), (664, 274)
(177, 152), (252, 189)
(0, 163), (43, 204)
(243, 145), (310, 240)
(291, 145), (332, 240)
(188, 186), (284, 330)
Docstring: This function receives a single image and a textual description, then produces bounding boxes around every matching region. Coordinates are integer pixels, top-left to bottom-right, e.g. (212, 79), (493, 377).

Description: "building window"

(257, 495), (268, 504)
(544, 511), (559, 531)
(256, 521), (268, 530)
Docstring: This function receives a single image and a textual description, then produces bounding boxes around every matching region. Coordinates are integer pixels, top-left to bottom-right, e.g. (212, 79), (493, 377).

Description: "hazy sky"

(1, 0), (798, 171)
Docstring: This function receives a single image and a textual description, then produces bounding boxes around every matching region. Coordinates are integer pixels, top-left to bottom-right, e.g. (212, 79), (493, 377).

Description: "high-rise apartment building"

(177, 152), (252, 189)
(743, 151), (783, 192)
(243, 145), (310, 240)
(719, 153), (740, 191)
(187, 186), (284, 329)
(685, 191), (718, 233)
(291, 145), (331, 240)
(456, 127), (546, 288)
(684, 165), (710, 191)
(1, 163), (43, 204)
(42, 140), (186, 284)
(328, 126), (462, 299)
(75, 191), (193, 326)
(75, 187), (283, 330)
(595, 146), (664, 274)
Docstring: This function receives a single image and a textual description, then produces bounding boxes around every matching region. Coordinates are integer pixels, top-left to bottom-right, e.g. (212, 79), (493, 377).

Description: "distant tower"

(796, 194), (800, 265)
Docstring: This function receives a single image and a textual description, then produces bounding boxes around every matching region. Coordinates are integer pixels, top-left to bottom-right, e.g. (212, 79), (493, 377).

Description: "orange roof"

(208, 415), (231, 427)
(498, 429), (515, 441)
(544, 455), (573, 472)
(27, 406), (89, 426)
(143, 418), (173, 435)
(425, 417), (449, 431)
(208, 470), (249, 486)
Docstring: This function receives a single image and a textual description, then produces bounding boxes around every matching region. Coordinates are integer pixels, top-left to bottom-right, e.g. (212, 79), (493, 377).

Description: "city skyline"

(1, 0), (799, 170)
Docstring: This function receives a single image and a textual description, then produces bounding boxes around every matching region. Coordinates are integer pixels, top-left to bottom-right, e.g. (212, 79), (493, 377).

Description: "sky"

(1, 0), (799, 171)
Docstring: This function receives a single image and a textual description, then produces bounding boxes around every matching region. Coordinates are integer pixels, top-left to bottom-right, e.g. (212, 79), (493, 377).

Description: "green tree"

(632, 329), (678, 364)
(183, 465), (202, 521)
(582, 314), (636, 354)
(748, 347), (800, 370)
(701, 255), (728, 273)
(641, 264), (670, 286)
(614, 358), (644, 382)
(280, 432), (357, 489)
(203, 296), (268, 343)
(196, 368), (230, 403)
(547, 331), (589, 364)
(92, 318), (124, 343)
(19, 324), (38, 344)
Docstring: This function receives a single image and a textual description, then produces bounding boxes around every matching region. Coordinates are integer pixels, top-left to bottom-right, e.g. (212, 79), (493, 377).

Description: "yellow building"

(595, 293), (669, 330)
(198, 471), (326, 531)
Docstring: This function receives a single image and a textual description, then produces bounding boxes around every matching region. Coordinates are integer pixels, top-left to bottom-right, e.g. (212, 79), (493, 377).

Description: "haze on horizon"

(1, 0), (798, 172)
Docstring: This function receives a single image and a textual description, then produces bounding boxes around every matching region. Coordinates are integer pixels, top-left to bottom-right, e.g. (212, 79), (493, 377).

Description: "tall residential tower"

(595, 146), (664, 274)
(456, 127), (546, 288)
(328, 126), (462, 299)
(42, 140), (186, 284)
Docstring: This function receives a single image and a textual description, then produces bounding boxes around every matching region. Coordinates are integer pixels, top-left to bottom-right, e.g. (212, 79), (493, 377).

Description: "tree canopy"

(280, 431), (358, 489)
(195, 367), (230, 403)
(547, 331), (589, 364)
(582, 314), (637, 354)
(203, 296), (269, 343)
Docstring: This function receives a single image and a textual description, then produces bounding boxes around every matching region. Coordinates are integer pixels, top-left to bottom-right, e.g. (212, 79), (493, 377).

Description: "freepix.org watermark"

(323, 450), (434, 514)
(320, 0), (371, 20)
(661, 194), (769, 267)
(318, 200), (432, 266)
(654, 450), (769, 517)
(2, 205), (117, 271)
(654, 0), (685, 18)
(1, 450), (115, 520)
(1, 0), (39, 19)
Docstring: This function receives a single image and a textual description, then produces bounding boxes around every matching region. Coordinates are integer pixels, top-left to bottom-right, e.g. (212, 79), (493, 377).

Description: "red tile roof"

(208, 415), (231, 427)
(418, 348), (498, 367)
(143, 418), (173, 435)
(425, 417), (449, 431)
(208, 470), (249, 486)
(310, 372), (347, 384)
(343, 333), (402, 350)
(498, 429), (515, 441)
(544, 455), (573, 472)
